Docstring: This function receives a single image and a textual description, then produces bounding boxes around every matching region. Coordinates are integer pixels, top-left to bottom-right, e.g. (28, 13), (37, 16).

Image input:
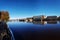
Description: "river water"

(7, 21), (60, 40)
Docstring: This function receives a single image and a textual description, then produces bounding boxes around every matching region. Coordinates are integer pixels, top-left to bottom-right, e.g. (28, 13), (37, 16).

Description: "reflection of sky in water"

(7, 25), (15, 40)
(7, 22), (60, 40)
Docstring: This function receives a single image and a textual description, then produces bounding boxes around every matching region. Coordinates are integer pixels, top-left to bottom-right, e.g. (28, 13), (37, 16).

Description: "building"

(25, 17), (33, 22)
(33, 15), (46, 21)
(46, 16), (57, 21)
(57, 16), (60, 21)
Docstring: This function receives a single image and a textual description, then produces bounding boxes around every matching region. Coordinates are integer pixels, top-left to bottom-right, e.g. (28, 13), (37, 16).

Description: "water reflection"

(47, 21), (57, 24)
(26, 21), (60, 25)
(32, 21), (47, 25)
(8, 21), (60, 40)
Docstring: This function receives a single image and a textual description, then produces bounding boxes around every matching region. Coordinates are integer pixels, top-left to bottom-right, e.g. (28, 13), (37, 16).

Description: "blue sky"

(0, 0), (60, 19)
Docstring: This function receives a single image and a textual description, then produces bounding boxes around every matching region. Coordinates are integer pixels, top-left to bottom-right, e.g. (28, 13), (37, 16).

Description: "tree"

(1, 11), (10, 22)
(4, 11), (10, 22)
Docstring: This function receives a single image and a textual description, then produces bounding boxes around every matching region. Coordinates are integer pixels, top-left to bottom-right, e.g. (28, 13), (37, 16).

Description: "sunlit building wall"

(26, 17), (33, 22)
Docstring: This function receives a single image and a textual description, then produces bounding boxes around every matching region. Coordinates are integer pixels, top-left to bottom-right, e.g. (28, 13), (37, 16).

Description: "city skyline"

(0, 0), (60, 19)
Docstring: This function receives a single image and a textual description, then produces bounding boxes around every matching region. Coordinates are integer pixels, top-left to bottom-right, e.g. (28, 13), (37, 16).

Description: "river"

(7, 21), (60, 40)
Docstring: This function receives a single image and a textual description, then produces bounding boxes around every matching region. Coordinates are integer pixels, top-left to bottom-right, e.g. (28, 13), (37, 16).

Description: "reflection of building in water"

(33, 15), (46, 21)
(57, 20), (60, 24)
(32, 21), (47, 25)
(57, 21), (60, 24)
(46, 16), (57, 21)
(47, 21), (57, 24)
(32, 21), (57, 24)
